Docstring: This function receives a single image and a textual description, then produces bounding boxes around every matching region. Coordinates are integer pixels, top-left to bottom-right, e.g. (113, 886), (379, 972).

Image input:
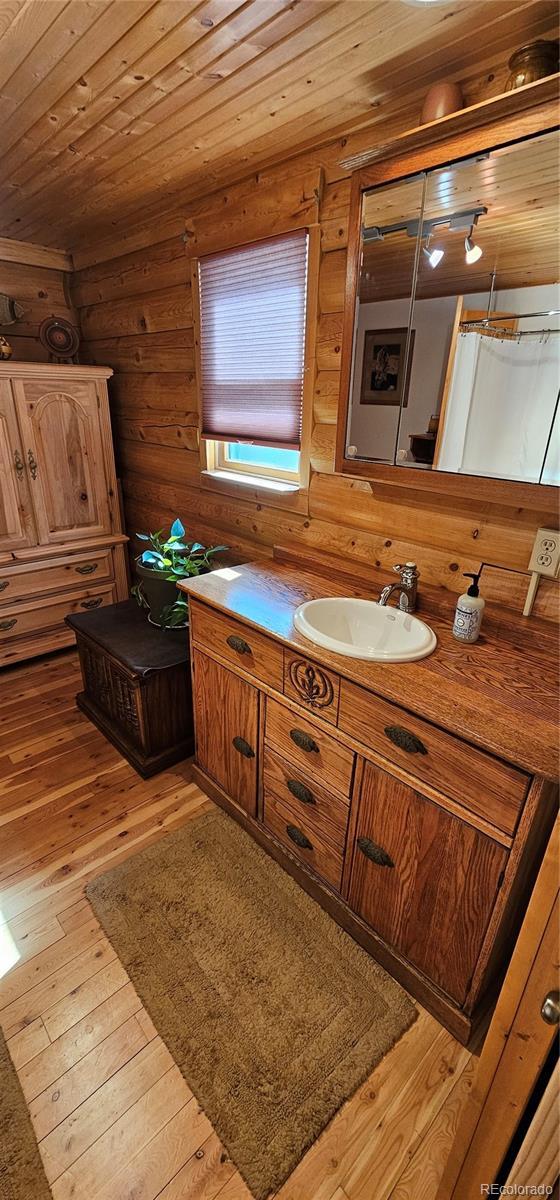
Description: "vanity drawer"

(190, 600), (283, 688)
(263, 791), (344, 891)
(263, 748), (349, 843)
(0, 549), (113, 604)
(283, 651), (339, 725)
(265, 696), (355, 798)
(338, 680), (530, 836)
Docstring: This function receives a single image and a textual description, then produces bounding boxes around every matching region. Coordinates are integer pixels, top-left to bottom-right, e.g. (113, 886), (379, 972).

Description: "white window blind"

(197, 229), (308, 448)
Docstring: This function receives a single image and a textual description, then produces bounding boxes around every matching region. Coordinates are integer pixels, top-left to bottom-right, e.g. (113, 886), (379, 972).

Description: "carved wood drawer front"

(263, 748), (350, 845)
(0, 549), (113, 605)
(338, 680), (530, 837)
(265, 696), (355, 798)
(189, 600), (283, 689)
(263, 790), (344, 891)
(0, 585), (116, 641)
(283, 652), (339, 725)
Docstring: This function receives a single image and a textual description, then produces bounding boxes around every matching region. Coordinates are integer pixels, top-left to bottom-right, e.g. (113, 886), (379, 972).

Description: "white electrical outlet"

(528, 528), (560, 578)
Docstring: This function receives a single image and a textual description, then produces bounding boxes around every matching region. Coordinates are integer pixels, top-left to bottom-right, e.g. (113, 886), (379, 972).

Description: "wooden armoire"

(0, 363), (128, 667)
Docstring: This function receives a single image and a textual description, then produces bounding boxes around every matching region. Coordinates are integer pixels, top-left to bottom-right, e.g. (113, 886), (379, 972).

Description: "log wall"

(71, 135), (559, 620)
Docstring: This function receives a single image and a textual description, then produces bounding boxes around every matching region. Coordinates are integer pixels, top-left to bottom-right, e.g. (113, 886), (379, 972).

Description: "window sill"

(202, 469), (300, 494)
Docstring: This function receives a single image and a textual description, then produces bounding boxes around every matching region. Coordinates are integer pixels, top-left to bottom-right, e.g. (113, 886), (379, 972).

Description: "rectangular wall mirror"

(342, 127), (560, 490)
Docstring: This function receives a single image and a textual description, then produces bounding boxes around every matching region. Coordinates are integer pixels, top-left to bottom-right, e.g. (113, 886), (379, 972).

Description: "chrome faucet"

(378, 562), (419, 613)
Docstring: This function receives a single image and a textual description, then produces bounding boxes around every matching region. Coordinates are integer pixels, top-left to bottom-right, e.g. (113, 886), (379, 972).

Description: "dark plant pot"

(135, 561), (188, 629)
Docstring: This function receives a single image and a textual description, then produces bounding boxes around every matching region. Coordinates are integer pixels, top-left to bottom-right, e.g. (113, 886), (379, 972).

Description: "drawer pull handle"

(232, 735), (255, 759)
(287, 779), (315, 805)
(27, 449), (38, 480)
(384, 725), (427, 755)
(289, 728), (319, 753)
(286, 824), (313, 850)
(76, 563), (98, 575)
(0, 580), (9, 592)
(14, 449), (24, 480)
(357, 836), (394, 868)
(80, 597), (103, 609)
(0, 617), (17, 630)
(226, 634), (251, 654)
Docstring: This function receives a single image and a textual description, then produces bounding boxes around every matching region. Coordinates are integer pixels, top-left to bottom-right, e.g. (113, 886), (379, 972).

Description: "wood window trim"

(192, 224), (320, 510)
(334, 87), (560, 512)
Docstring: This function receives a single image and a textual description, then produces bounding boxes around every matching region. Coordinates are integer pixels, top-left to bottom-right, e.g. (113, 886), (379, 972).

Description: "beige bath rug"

(87, 807), (416, 1198)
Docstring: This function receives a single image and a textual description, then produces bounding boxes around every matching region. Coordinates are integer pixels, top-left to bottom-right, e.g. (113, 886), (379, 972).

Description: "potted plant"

(133, 519), (226, 629)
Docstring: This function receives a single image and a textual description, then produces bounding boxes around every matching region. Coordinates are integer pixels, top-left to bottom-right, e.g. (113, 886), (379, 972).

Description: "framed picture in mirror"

(359, 328), (415, 407)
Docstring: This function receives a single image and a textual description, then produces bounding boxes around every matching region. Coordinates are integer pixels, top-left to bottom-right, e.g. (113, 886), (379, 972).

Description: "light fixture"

(423, 244), (444, 269)
(465, 228), (483, 264)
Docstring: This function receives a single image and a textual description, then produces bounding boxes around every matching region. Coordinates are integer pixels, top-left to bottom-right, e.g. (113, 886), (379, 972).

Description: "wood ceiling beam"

(0, 237), (73, 271)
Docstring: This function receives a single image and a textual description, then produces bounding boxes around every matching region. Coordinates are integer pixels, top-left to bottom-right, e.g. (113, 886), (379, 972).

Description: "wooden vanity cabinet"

(192, 649), (259, 817)
(188, 596), (556, 1043)
(347, 762), (507, 1005)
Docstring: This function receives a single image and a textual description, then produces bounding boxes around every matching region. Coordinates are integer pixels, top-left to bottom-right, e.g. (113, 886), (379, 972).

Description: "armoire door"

(348, 762), (507, 1004)
(0, 380), (37, 551)
(12, 377), (112, 543)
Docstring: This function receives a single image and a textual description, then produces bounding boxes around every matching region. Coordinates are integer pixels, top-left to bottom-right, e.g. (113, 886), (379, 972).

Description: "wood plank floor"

(0, 651), (474, 1200)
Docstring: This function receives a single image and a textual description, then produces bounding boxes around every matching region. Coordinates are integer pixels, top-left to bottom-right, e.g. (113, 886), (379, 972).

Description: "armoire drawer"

(0, 550), (113, 604)
(263, 748), (349, 843)
(338, 679), (529, 836)
(265, 696), (355, 798)
(263, 790), (344, 891)
(190, 600), (283, 688)
(0, 585), (116, 641)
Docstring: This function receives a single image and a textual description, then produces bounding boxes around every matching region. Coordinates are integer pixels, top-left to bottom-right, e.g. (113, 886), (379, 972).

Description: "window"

(196, 229), (310, 488)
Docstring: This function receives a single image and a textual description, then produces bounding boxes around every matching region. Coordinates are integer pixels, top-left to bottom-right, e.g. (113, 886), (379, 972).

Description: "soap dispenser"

(452, 568), (485, 643)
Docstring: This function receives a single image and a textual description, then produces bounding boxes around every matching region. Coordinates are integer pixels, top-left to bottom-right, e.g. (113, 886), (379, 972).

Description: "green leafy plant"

(137, 518), (226, 577)
(133, 518), (227, 629)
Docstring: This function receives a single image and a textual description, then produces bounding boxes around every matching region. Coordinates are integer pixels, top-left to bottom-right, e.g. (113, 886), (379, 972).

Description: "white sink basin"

(293, 597), (437, 662)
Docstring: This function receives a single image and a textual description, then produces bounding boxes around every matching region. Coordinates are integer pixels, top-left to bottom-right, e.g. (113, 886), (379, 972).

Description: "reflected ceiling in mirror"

(347, 128), (560, 486)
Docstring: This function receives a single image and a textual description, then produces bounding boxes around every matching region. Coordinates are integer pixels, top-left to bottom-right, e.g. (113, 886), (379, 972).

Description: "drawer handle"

(0, 580), (9, 592)
(289, 728), (319, 753)
(232, 735), (255, 759)
(80, 597), (103, 609)
(357, 836), (394, 868)
(76, 563), (98, 575)
(0, 617), (17, 630)
(286, 824), (313, 850)
(287, 779), (315, 805)
(226, 634), (251, 654)
(384, 724), (427, 755)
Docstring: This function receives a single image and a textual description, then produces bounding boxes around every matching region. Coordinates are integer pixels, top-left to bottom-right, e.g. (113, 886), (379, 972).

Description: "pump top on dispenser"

(452, 567), (485, 644)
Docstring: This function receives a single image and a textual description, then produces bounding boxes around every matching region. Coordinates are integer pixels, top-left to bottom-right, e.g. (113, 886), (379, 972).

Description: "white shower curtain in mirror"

(436, 331), (560, 483)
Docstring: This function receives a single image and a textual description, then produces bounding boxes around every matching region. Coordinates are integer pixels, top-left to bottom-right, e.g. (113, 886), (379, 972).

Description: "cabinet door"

(0, 380), (37, 551)
(12, 377), (112, 543)
(193, 650), (258, 817)
(348, 762), (507, 1004)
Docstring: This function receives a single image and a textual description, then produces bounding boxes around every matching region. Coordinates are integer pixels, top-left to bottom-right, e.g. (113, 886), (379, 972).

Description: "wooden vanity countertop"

(179, 552), (559, 781)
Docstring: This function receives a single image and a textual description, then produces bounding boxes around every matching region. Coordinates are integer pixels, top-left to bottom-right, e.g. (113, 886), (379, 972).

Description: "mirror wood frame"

(335, 81), (560, 511)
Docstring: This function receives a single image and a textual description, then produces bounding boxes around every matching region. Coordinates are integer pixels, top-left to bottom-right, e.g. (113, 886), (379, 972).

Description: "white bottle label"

(453, 604), (482, 642)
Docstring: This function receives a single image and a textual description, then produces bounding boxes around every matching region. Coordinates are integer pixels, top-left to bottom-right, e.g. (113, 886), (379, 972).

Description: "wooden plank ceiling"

(360, 128), (560, 300)
(0, 0), (557, 252)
